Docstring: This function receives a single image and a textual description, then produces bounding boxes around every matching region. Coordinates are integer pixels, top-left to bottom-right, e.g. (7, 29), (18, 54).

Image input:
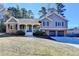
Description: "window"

(43, 21), (45, 26)
(15, 24), (17, 30)
(58, 22), (61, 26)
(55, 22), (57, 26)
(55, 22), (63, 26)
(11, 25), (12, 29)
(47, 22), (49, 26)
(62, 22), (64, 26)
(58, 22), (60, 26)
(8, 24), (10, 29)
(8, 24), (12, 29)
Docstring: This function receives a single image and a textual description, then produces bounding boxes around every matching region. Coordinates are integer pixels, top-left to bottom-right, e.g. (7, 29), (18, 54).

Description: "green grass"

(0, 37), (79, 56)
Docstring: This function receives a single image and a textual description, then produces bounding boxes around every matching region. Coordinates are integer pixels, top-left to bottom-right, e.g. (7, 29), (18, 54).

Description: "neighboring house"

(40, 9), (68, 36)
(4, 16), (40, 36)
(67, 27), (79, 34)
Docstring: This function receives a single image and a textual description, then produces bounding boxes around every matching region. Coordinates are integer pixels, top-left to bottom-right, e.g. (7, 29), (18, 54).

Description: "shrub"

(33, 30), (46, 36)
(0, 22), (6, 32)
(16, 30), (25, 36)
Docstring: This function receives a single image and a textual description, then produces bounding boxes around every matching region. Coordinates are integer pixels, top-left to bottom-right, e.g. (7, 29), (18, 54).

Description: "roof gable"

(48, 12), (68, 21)
(40, 12), (68, 22)
(40, 16), (52, 21)
(8, 18), (17, 22)
(42, 18), (50, 21)
(5, 16), (18, 24)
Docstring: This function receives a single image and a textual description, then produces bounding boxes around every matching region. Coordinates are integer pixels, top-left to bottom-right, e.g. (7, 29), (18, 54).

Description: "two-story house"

(40, 8), (68, 36)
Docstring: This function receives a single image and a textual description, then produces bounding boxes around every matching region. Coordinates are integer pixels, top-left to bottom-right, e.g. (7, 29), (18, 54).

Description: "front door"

(27, 27), (32, 32)
(25, 25), (33, 36)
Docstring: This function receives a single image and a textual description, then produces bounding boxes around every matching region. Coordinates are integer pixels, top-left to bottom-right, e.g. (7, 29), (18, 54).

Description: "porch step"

(25, 32), (33, 36)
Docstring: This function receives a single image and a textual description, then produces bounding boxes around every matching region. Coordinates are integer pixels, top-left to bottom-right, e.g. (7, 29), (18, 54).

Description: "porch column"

(25, 25), (27, 31)
(12, 24), (14, 29)
(6, 24), (9, 33)
(32, 25), (33, 33)
(25, 25), (27, 36)
(45, 30), (49, 35)
(64, 30), (67, 36)
(56, 30), (58, 37)
(17, 24), (20, 30)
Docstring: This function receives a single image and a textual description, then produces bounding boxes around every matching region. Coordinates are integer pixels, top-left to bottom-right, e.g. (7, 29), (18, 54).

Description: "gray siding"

(41, 18), (51, 28)
(41, 13), (67, 29)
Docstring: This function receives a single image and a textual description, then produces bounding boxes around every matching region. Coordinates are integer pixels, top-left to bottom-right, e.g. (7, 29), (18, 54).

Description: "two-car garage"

(49, 30), (65, 37)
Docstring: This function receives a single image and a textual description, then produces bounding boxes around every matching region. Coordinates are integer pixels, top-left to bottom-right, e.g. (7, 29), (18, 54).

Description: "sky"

(3, 3), (79, 28)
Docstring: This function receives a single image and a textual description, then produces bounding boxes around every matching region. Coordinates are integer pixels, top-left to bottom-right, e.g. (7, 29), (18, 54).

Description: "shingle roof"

(40, 11), (68, 22)
(5, 16), (40, 25)
(17, 19), (39, 24)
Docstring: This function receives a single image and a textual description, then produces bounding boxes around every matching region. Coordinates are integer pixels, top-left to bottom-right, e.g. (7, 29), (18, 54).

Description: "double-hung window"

(47, 22), (49, 26)
(43, 21), (45, 26)
(62, 22), (64, 26)
(58, 22), (60, 26)
(55, 22), (58, 26)
(55, 22), (63, 27)
(43, 21), (49, 27)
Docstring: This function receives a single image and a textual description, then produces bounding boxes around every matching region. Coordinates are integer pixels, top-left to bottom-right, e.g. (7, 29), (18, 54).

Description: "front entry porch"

(25, 25), (33, 36)
(6, 23), (40, 36)
(25, 24), (40, 36)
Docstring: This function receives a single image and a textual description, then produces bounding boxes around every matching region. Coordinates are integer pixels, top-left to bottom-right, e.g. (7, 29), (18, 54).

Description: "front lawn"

(0, 37), (79, 56)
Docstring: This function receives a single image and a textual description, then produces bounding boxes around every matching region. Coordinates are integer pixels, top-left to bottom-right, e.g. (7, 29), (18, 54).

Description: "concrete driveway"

(50, 37), (79, 48)
(51, 37), (79, 44)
